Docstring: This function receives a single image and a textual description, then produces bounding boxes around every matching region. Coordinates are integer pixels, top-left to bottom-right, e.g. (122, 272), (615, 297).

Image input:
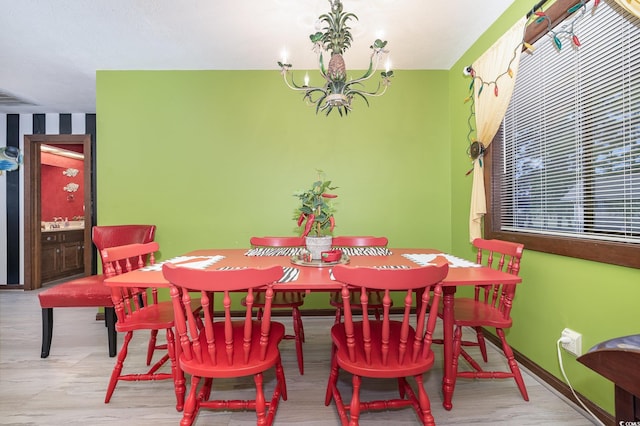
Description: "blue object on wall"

(0, 146), (23, 174)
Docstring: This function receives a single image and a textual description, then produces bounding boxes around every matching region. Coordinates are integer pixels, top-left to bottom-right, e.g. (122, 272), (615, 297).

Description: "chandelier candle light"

(278, 0), (393, 116)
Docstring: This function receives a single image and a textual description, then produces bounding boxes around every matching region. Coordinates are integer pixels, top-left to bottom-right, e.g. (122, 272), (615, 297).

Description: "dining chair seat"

(444, 298), (513, 328)
(331, 322), (436, 378)
(38, 274), (116, 358)
(113, 299), (201, 332)
(179, 321), (286, 378)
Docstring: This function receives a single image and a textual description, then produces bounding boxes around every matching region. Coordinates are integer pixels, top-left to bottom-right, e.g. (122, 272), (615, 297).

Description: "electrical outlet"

(561, 328), (582, 356)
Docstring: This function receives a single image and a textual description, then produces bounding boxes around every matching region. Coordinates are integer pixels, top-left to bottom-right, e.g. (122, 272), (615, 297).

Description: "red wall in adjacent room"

(41, 153), (85, 222)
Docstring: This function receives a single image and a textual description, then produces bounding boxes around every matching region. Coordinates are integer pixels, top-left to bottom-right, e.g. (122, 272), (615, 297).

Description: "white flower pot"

(305, 236), (333, 260)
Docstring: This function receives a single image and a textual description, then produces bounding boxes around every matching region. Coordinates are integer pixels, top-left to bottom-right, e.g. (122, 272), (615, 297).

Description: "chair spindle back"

(101, 242), (160, 321)
(162, 264), (284, 368)
(472, 238), (524, 319)
(332, 260), (448, 367)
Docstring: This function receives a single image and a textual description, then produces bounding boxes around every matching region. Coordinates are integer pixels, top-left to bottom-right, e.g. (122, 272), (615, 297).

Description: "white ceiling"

(0, 0), (515, 113)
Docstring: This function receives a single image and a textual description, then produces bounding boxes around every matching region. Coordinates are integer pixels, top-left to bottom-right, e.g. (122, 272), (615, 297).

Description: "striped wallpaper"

(0, 113), (96, 286)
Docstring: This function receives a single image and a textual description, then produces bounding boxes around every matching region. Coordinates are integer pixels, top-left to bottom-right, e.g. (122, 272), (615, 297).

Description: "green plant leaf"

(310, 32), (323, 43)
(293, 170), (338, 236)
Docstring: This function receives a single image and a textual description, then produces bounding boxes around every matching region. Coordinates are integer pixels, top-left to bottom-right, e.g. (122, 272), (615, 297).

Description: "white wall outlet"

(561, 328), (582, 356)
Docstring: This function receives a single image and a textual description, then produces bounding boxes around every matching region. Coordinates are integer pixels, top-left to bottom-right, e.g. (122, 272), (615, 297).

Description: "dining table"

(104, 246), (522, 411)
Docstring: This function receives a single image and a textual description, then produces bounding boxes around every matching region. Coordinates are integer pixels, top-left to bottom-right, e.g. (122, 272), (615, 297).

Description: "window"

(486, 0), (640, 268)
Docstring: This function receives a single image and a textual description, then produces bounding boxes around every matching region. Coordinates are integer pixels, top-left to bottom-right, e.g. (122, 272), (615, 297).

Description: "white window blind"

(495, 0), (640, 244)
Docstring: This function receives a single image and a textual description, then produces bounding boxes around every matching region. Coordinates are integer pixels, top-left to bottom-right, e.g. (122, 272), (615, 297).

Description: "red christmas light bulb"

(572, 35), (581, 47)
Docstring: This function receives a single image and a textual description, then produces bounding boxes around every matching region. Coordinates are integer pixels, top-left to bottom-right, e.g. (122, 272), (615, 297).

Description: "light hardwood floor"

(0, 289), (597, 425)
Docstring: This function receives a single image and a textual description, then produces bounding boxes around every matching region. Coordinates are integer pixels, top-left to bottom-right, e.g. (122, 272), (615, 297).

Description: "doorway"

(24, 134), (93, 291)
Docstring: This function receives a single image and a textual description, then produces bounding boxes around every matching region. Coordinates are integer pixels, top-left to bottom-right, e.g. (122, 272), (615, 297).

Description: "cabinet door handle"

(56, 249), (60, 253)
(46, 236), (55, 241)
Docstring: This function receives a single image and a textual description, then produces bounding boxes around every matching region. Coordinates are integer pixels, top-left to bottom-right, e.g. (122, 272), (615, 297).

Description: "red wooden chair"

(444, 238), (528, 401)
(326, 260), (449, 426)
(242, 236), (307, 375)
(329, 236), (389, 323)
(92, 224), (158, 363)
(102, 242), (196, 411)
(162, 263), (288, 426)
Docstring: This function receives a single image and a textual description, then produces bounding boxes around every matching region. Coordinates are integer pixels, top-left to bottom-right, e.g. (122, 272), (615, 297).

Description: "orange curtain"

(469, 17), (527, 242)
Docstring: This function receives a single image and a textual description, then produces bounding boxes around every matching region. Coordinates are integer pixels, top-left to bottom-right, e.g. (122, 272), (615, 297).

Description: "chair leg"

(165, 327), (183, 411)
(146, 330), (169, 365)
(350, 374), (362, 424)
(398, 377), (406, 398)
(197, 378), (213, 401)
(254, 372), (267, 425)
(414, 375), (436, 426)
(275, 355), (288, 401)
(475, 326), (488, 362)
(105, 307), (117, 357)
(267, 365), (284, 426)
(325, 348), (339, 406)
(146, 330), (158, 365)
(334, 307), (342, 324)
(40, 308), (54, 358)
(181, 375), (200, 426)
(105, 331), (133, 403)
(497, 328), (529, 401)
(327, 362), (349, 425)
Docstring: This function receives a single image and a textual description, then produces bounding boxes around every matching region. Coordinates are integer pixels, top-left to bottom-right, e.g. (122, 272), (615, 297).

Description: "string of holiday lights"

(463, 0), (598, 173)
(533, 0), (600, 48)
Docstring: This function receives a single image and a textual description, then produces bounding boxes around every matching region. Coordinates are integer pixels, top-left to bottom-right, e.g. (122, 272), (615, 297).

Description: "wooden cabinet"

(41, 230), (85, 282)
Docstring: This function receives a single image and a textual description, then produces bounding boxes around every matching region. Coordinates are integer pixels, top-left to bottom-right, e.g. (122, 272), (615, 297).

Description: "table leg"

(442, 287), (455, 410)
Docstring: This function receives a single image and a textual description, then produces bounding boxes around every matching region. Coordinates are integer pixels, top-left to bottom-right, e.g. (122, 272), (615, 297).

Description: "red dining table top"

(103, 247), (522, 290)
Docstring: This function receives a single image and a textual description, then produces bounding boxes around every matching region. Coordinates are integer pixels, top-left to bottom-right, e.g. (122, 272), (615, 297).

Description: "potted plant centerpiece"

(294, 170), (338, 260)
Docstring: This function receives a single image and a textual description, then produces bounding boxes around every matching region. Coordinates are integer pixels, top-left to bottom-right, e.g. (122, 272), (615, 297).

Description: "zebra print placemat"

(141, 255), (225, 271)
(217, 266), (300, 282)
(244, 246), (392, 257)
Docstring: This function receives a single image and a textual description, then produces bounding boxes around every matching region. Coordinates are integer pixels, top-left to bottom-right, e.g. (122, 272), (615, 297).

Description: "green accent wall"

(96, 69), (451, 308)
(448, 0), (640, 416)
(97, 3), (639, 416)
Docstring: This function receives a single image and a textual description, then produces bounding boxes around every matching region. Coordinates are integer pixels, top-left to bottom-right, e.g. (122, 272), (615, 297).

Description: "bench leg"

(41, 308), (54, 358)
(105, 307), (117, 357)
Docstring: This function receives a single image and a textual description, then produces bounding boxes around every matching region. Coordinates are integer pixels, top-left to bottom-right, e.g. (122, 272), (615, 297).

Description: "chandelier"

(278, 0), (393, 117)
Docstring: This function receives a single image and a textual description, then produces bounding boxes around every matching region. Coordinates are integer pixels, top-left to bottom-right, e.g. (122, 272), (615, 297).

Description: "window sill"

(485, 230), (640, 269)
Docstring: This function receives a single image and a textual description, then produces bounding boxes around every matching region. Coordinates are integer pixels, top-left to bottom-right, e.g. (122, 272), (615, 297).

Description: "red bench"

(38, 274), (116, 358)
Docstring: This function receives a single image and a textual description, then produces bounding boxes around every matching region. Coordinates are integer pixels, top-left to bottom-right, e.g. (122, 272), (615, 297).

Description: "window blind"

(495, 0), (640, 244)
